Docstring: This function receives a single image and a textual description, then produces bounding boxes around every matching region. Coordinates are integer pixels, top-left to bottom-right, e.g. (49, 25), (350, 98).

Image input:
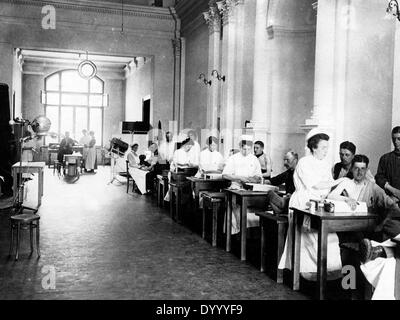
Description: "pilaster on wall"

(0, 42), (14, 116)
(172, 37), (182, 130)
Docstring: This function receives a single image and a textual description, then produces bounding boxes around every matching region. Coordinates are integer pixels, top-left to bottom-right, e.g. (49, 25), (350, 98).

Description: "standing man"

(264, 150), (298, 215)
(158, 131), (176, 168)
(254, 141), (272, 179)
(79, 129), (91, 168)
(85, 131), (96, 173)
(376, 126), (400, 205)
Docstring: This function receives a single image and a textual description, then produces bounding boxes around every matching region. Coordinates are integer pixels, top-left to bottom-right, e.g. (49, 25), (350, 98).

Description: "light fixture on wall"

(386, 0), (400, 21)
(78, 51), (97, 80)
(211, 69), (225, 82)
(197, 73), (211, 86)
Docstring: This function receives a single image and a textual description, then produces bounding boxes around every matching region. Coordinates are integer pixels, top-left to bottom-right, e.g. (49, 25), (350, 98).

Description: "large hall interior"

(0, 0), (400, 301)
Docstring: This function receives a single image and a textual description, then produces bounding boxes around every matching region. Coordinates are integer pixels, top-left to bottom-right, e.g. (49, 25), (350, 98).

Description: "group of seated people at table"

(125, 126), (400, 299)
(275, 127), (400, 300)
(56, 130), (97, 173)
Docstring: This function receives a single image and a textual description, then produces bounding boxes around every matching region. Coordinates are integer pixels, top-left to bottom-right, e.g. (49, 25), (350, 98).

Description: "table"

(64, 154), (82, 177)
(12, 162), (45, 208)
(225, 189), (269, 261)
(47, 147), (59, 168)
(292, 207), (378, 300)
(186, 177), (229, 211)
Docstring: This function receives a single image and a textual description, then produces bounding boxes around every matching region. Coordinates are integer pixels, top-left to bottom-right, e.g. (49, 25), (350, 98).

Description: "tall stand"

(12, 122), (38, 214)
(107, 147), (123, 185)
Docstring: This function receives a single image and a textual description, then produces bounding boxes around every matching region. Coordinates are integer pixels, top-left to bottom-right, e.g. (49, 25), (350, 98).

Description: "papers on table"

(328, 199), (368, 213)
(245, 183), (279, 192)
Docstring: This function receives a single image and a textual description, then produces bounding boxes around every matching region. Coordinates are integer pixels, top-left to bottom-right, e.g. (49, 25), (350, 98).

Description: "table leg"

(293, 212), (301, 291)
(241, 198), (247, 261)
(226, 192), (232, 252)
(169, 187), (174, 219)
(277, 222), (286, 284)
(212, 203), (218, 247)
(38, 169), (43, 207)
(202, 201), (206, 239)
(176, 188), (181, 223)
(12, 168), (17, 198)
(260, 218), (266, 273)
(41, 169), (44, 196)
(317, 220), (328, 300)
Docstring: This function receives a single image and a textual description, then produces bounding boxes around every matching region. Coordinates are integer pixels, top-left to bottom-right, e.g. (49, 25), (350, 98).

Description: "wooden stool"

(169, 181), (191, 223)
(157, 175), (169, 208)
(202, 192), (226, 247)
(9, 213), (40, 261)
(255, 210), (288, 283)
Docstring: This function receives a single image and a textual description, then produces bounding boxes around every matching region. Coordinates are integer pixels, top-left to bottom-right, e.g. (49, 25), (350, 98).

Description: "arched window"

(43, 70), (107, 145)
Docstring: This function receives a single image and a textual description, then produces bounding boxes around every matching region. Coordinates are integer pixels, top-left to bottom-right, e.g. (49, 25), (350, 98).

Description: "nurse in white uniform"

(195, 136), (224, 178)
(222, 137), (262, 234)
(278, 130), (346, 280)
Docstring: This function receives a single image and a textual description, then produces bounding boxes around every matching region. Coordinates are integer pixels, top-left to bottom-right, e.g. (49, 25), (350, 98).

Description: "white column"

(233, 0), (245, 133)
(251, 0), (269, 126)
(220, 6), (237, 155)
(206, 5), (222, 135)
(172, 38), (182, 130)
(392, 21), (400, 128)
(179, 37), (186, 131)
(301, 0), (350, 163)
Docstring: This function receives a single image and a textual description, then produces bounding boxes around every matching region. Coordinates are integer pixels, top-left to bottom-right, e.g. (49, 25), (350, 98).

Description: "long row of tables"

(161, 175), (379, 300)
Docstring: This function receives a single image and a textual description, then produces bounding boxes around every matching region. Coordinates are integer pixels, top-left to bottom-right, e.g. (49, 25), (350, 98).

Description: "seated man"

(254, 140), (272, 179)
(358, 235), (400, 300)
(57, 131), (75, 163)
(222, 137), (262, 234)
(332, 141), (374, 181)
(328, 154), (399, 243)
(196, 136), (224, 177)
(264, 150), (298, 215)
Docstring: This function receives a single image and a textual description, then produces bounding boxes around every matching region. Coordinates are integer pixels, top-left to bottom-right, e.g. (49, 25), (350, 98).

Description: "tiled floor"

(0, 166), (308, 300)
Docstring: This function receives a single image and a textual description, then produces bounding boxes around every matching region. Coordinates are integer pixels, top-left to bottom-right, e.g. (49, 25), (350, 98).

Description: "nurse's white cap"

(305, 128), (329, 141)
(240, 134), (254, 142)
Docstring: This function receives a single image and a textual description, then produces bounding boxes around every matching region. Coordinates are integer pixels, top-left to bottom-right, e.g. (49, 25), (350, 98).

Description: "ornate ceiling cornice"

(0, 0), (174, 20)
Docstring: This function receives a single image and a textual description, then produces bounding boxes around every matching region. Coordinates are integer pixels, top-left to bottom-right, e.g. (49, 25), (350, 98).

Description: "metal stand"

(108, 147), (123, 185)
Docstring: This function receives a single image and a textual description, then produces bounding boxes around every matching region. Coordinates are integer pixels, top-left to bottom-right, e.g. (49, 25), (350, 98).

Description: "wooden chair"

(202, 192), (226, 247)
(118, 160), (135, 193)
(254, 210), (288, 284)
(9, 213), (40, 261)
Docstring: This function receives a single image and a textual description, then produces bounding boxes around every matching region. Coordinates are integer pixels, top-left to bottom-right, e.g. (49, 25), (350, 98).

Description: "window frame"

(44, 69), (105, 146)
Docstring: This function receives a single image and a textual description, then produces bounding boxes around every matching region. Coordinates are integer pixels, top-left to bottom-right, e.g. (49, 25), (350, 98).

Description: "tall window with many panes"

(43, 70), (107, 145)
